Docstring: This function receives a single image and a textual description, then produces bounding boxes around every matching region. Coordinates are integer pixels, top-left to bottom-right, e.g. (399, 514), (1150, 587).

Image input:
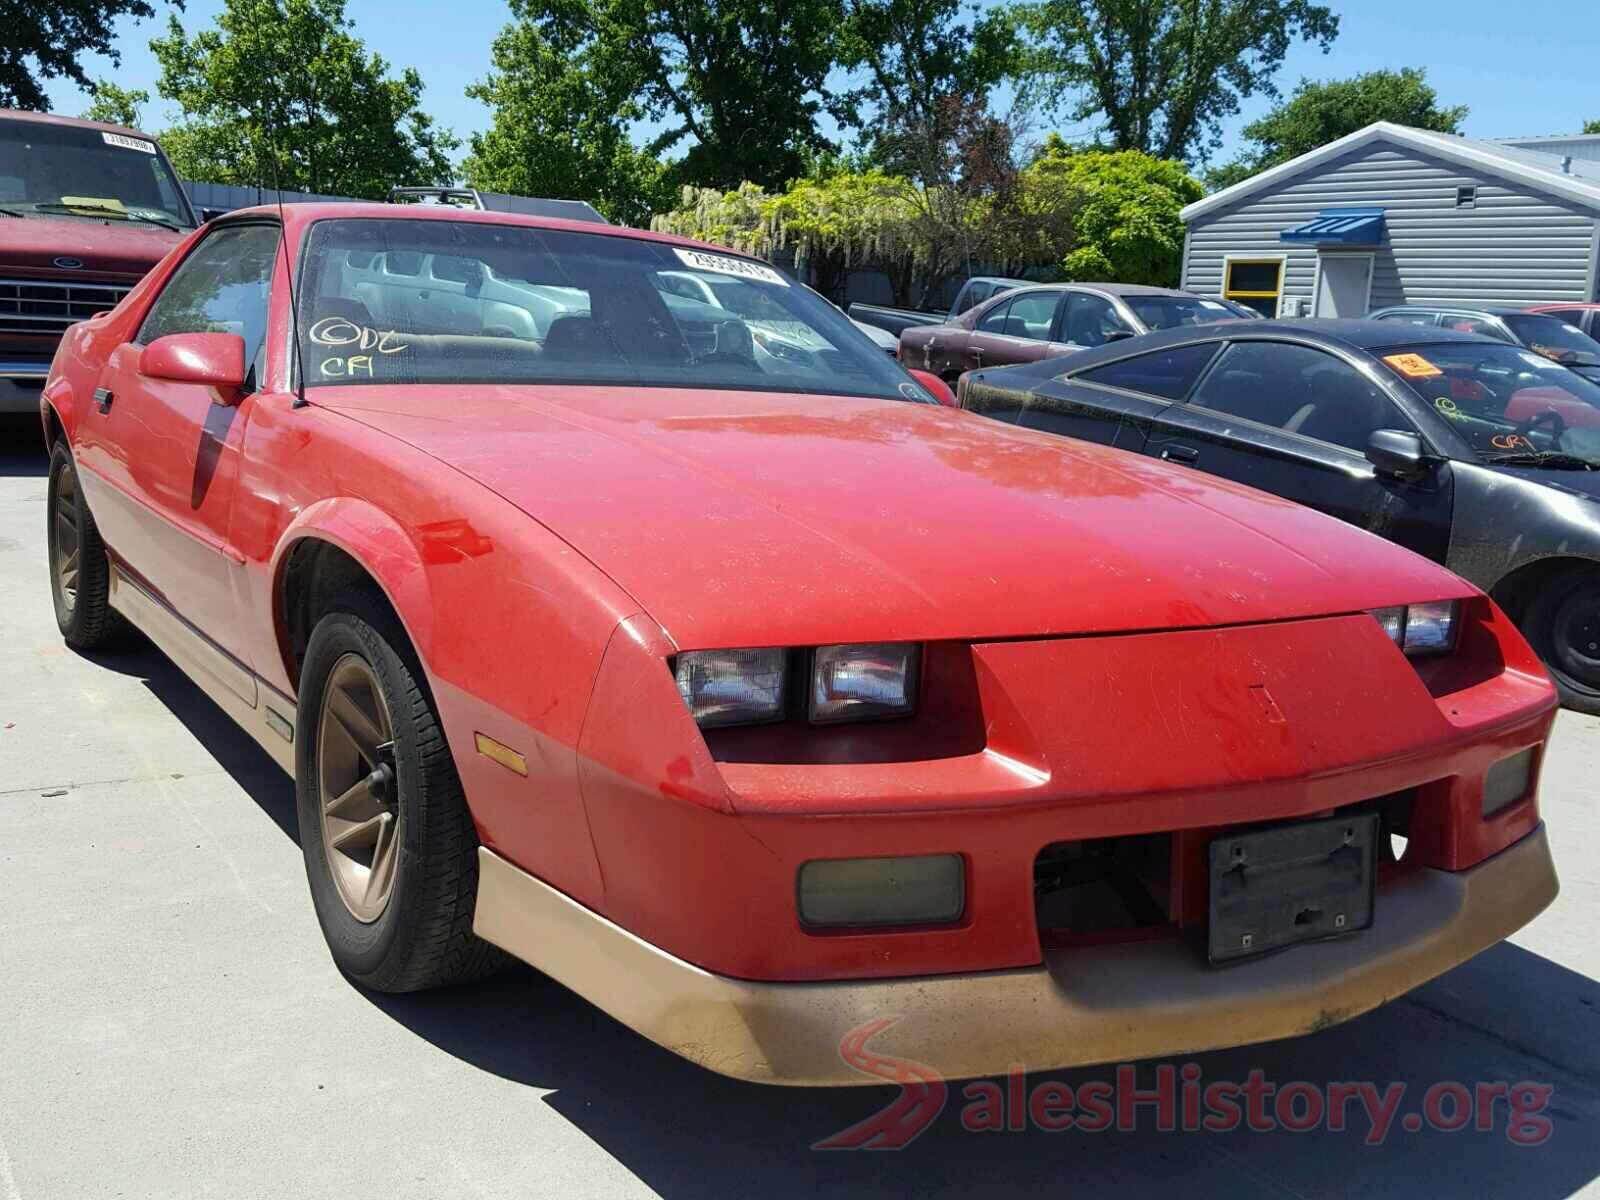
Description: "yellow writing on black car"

(1434, 396), (1461, 418)
(1383, 352), (1443, 379)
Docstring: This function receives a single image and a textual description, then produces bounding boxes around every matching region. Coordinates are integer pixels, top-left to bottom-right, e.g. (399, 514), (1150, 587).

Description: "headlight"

(1369, 600), (1460, 656)
(797, 854), (965, 928)
(810, 642), (919, 722)
(673, 648), (786, 727)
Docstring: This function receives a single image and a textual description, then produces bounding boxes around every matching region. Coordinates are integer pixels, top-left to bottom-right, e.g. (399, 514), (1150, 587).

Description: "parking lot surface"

(1, 421), (1597, 1199)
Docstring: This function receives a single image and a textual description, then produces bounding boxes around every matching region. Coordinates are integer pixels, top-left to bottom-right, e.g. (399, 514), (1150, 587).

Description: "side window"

(1076, 342), (1222, 401)
(1062, 293), (1132, 347)
(976, 297), (1013, 333)
(1000, 291), (1061, 340)
(1376, 311), (1439, 328)
(1444, 315), (1511, 341)
(138, 224), (280, 387)
(1189, 341), (1407, 453)
(964, 283), (993, 309)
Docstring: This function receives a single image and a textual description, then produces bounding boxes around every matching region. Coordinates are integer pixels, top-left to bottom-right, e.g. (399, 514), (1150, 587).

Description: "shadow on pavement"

(365, 937), (1599, 1198)
(1, 415), (49, 476)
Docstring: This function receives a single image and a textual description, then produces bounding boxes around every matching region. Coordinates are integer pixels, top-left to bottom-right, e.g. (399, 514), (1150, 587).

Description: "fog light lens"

(1483, 748), (1535, 817)
(797, 854), (964, 928)
(674, 648), (786, 728)
(810, 642), (919, 723)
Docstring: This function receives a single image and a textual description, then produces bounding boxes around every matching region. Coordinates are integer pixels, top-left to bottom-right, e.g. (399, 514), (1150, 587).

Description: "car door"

(76, 221), (280, 664)
(965, 290), (1068, 371)
(1139, 339), (1455, 563)
(1003, 340), (1225, 452)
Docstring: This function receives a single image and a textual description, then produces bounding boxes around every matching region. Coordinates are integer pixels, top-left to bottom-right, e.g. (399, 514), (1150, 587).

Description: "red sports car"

(39, 205), (1559, 1085)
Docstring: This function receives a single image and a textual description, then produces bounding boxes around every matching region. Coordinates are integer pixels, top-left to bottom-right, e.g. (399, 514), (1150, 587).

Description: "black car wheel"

(1525, 566), (1600, 715)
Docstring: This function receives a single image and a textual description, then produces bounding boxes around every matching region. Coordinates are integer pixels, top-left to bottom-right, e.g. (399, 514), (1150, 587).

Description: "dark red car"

(1527, 302), (1600, 341)
(899, 283), (1252, 384)
(38, 203), (1559, 1084)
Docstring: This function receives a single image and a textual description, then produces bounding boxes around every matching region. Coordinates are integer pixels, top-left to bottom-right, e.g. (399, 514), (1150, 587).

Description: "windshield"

(1125, 295), (1253, 330)
(297, 217), (924, 400)
(0, 119), (194, 228)
(1378, 341), (1600, 466)
(1500, 313), (1600, 365)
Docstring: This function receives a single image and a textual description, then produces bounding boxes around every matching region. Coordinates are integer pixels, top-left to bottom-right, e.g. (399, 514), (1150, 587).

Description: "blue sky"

(38, 0), (1600, 169)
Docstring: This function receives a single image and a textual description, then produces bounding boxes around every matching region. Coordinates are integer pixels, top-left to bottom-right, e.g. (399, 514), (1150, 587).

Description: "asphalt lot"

(1, 416), (1597, 1199)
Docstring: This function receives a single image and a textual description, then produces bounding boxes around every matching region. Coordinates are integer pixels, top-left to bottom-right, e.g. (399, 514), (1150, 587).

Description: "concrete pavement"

(1, 419), (1596, 1198)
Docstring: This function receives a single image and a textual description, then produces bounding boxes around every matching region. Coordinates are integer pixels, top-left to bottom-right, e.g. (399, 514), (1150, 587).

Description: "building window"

(1456, 186), (1477, 208)
(1222, 258), (1283, 318)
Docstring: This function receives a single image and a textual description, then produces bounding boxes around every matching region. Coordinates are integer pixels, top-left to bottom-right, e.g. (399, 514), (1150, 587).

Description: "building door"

(1314, 254), (1374, 317)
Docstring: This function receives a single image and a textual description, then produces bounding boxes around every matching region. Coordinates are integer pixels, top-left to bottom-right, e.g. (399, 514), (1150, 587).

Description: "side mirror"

(199, 207), (229, 223)
(139, 332), (248, 400)
(1102, 329), (1136, 343)
(1366, 428), (1429, 479)
(908, 368), (957, 407)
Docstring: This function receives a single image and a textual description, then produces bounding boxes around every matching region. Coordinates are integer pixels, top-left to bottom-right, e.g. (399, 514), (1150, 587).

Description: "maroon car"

(1, 109), (195, 416)
(898, 283), (1251, 383)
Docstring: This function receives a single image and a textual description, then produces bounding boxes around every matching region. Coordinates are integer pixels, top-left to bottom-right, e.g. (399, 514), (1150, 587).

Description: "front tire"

(296, 590), (507, 991)
(46, 441), (123, 649)
(1524, 565), (1600, 716)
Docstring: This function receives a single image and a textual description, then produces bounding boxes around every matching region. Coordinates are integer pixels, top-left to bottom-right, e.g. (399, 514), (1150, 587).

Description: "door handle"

(1160, 444), (1199, 464)
(93, 387), (114, 413)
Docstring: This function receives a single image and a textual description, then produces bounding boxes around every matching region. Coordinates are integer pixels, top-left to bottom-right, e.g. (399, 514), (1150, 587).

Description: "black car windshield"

(296, 217), (923, 400)
(1377, 342), (1600, 466)
(1500, 313), (1600, 366)
(0, 119), (194, 228)
(1124, 295), (1252, 330)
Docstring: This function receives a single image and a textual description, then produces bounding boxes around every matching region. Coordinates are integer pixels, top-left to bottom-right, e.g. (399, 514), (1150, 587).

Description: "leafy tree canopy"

(1585, 118), (1600, 135)
(82, 79), (151, 129)
(1026, 145), (1201, 285)
(1207, 67), (1467, 190)
(462, 0), (669, 226)
(1, 0), (171, 111)
(1015, 0), (1338, 163)
(151, 0), (456, 199)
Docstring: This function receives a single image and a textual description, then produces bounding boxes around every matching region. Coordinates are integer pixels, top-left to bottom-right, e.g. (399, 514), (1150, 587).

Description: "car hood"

(320, 385), (1469, 648)
(1481, 461), (1600, 501)
(2, 213), (184, 279)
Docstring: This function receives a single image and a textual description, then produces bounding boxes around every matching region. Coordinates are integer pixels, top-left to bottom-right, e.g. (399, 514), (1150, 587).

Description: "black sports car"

(960, 319), (1600, 713)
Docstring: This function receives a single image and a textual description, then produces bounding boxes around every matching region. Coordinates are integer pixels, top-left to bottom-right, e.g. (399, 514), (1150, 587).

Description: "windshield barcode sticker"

(102, 132), (156, 154)
(673, 247), (787, 287)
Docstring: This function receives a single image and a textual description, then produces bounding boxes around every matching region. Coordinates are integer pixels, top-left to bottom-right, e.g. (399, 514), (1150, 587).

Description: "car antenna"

(265, 131), (309, 409)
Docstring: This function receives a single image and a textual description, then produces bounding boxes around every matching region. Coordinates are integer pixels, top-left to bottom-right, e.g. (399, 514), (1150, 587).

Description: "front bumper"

(473, 822), (1557, 1086)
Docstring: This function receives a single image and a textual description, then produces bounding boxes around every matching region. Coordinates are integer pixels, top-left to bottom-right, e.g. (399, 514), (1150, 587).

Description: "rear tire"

(1523, 565), (1600, 716)
(295, 589), (508, 991)
(46, 441), (124, 649)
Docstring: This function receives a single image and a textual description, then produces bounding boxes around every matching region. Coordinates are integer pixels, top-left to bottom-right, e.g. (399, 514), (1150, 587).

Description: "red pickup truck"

(2, 109), (195, 415)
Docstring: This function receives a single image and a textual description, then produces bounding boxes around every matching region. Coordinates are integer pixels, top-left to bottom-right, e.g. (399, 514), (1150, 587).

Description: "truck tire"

(295, 589), (509, 991)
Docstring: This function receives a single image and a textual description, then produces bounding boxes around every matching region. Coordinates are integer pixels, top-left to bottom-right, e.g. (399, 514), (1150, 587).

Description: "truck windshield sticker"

(672, 247), (787, 287)
(1383, 352), (1442, 379)
(101, 132), (157, 155)
(59, 196), (125, 215)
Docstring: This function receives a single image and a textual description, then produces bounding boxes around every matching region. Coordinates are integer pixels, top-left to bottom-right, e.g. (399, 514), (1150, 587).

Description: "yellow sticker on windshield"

(59, 196), (125, 215)
(1383, 352), (1442, 379)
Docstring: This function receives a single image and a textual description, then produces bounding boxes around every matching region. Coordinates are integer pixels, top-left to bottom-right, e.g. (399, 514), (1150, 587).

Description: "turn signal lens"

(674, 648), (786, 728)
(798, 854), (965, 928)
(810, 643), (919, 723)
(1369, 601), (1460, 656)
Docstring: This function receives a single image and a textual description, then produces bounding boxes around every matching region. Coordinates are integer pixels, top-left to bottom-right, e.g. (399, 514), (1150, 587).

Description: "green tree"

(151, 0), (456, 198)
(1207, 68), (1467, 189)
(1016, 0), (1338, 163)
(82, 79), (151, 128)
(1, 0), (171, 111)
(1585, 119), (1600, 135)
(504, 0), (851, 191)
(462, 0), (668, 226)
(1026, 145), (1200, 285)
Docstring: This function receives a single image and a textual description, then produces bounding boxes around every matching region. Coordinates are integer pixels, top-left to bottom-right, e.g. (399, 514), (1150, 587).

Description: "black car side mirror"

(199, 206), (229, 223)
(1102, 329), (1136, 343)
(1366, 429), (1430, 479)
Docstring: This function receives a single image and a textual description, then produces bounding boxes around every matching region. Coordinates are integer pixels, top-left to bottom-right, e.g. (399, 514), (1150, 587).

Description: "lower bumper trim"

(472, 824), (1557, 1086)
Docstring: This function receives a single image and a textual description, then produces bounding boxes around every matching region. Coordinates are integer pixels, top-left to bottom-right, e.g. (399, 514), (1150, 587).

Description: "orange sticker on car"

(1383, 353), (1443, 378)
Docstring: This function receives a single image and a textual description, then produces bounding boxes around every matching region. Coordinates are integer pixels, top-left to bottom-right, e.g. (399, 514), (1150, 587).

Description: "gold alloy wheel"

(317, 654), (400, 923)
(53, 464), (80, 615)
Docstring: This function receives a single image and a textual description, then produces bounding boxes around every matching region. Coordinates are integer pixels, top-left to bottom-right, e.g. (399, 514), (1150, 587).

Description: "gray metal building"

(1179, 122), (1600, 319)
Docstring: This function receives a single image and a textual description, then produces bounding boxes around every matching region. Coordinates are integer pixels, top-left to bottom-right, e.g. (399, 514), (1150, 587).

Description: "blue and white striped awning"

(1279, 207), (1387, 246)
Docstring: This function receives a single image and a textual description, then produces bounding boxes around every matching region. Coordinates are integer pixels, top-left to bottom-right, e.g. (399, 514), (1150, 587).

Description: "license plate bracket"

(1208, 813), (1378, 964)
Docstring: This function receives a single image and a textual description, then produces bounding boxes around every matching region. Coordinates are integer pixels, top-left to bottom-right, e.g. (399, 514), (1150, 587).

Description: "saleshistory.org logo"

(813, 1018), (1555, 1150)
